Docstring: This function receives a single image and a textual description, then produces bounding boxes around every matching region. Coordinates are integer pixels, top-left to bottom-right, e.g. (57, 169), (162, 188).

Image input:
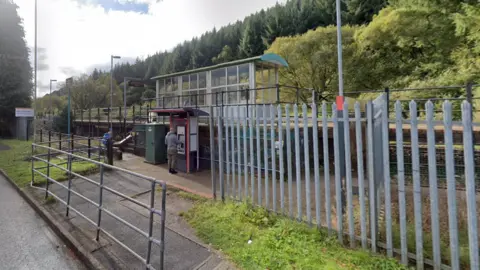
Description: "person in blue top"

(102, 130), (112, 147)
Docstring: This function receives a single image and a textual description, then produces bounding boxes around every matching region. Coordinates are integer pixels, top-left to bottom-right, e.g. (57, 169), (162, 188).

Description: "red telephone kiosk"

(150, 108), (207, 173)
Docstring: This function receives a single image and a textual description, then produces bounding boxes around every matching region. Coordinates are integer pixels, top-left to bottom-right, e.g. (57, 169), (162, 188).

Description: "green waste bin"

(144, 123), (168, 164)
(133, 124), (146, 156)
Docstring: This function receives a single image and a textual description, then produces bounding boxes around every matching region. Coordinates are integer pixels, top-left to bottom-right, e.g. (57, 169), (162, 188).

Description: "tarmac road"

(0, 174), (86, 270)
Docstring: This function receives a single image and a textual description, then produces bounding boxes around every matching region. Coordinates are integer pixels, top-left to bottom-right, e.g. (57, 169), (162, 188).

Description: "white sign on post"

(15, 108), (34, 117)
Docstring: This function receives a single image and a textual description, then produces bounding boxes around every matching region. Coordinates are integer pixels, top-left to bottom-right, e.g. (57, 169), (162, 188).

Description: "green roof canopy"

(150, 53), (288, 80)
(259, 53), (288, 67)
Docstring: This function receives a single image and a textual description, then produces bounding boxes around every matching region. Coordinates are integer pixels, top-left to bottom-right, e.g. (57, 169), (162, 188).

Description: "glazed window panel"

(212, 87), (226, 105)
(190, 74), (198, 89)
(199, 72), (207, 88)
(198, 89), (206, 106)
(182, 90), (196, 107)
(238, 64), (249, 84)
(212, 68), (226, 87)
(227, 86), (238, 104)
(164, 93), (175, 108)
(166, 78), (173, 92)
(240, 84), (249, 102)
(227, 66), (237, 85)
(268, 67), (276, 87)
(182, 75), (189, 90)
(172, 77), (179, 91)
(158, 79), (166, 93)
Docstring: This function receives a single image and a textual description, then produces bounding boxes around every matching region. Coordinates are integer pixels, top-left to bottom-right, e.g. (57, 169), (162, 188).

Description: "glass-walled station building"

(151, 53), (288, 118)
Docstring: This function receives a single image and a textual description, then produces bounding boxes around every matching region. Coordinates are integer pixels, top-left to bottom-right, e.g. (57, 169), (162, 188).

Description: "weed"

(184, 200), (411, 270)
(176, 191), (207, 202)
(44, 196), (56, 205)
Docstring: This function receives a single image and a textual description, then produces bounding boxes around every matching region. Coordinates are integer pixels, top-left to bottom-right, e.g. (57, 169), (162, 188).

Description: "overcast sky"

(14, 0), (284, 96)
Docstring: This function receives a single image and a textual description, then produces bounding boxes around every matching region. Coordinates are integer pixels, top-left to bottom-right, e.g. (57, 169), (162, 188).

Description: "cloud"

(27, 46), (49, 71)
(59, 66), (82, 77)
(14, 0), (284, 97)
(37, 47), (49, 71)
(37, 80), (51, 95)
(73, 0), (150, 14)
(85, 56), (137, 74)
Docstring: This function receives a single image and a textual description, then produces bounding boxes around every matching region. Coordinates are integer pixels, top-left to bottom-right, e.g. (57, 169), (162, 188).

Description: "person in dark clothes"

(165, 128), (180, 174)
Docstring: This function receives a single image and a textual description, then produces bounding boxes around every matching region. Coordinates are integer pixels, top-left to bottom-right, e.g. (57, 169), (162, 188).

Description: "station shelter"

(142, 53), (288, 173)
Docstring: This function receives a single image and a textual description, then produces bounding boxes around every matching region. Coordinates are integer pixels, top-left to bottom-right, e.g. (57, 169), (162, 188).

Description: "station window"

(212, 68), (226, 87)
(199, 72), (207, 88)
(227, 66), (237, 85)
(239, 64), (249, 84)
(182, 75), (189, 90)
(158, 79), (166, 93)
(182, 72), (207, 107)
(190, 74), (198, 89)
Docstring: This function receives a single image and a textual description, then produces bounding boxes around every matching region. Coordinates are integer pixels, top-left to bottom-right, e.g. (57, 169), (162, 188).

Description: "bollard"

(106, 138), (114, 166)
(71, 133), (74, 152)
(88, 137), (92, 158)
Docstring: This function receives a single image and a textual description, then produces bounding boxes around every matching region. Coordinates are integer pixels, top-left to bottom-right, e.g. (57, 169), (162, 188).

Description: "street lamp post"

(110, 55), (121, 134)
(65, 77), (73, 137)
(49, 79), (57, 119)
(335, 0), (347, 223)
(123, 77), (143, 133)
(336, 0), (344, 97)
(33, 0), (38, 142)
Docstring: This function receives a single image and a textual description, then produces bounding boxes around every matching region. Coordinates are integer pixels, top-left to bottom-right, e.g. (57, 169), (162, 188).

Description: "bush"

(53, 105), (74, 134)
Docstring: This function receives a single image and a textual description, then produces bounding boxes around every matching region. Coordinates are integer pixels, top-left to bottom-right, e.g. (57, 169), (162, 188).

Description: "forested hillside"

(270, 0), (480, 104)
(37, 0), (387, 112)
(112, 0), (387, 82)
(36, 0), (480, 113)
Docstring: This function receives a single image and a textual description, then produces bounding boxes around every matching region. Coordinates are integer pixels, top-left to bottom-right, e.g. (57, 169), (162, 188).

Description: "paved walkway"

(30, 169), (228, 269)
(0, 175), (86, 270)
(0, 142), (10, 151)
(116, 153), (214, 198)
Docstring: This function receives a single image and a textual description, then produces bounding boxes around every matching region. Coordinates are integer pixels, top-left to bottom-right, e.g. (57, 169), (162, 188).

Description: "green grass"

(0, 139), (99, 188)
(176, 190), (208, 202)
(387, 223), (471, 269)
(184, 200), (410, 270)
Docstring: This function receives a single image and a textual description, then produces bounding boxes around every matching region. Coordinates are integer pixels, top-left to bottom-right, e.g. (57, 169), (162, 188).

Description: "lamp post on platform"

(49, 79), (57, 119)
(123, 77), (143, 133)
(33, 0), (38, 141)
(110, 55), (121, 133)
(335, 0), (347, 228)
(66, 77), (73, 136)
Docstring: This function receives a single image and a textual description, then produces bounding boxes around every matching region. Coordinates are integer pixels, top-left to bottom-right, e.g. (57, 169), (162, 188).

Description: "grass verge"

(184, 200), (411, 270)
(0, 139), (99, 188)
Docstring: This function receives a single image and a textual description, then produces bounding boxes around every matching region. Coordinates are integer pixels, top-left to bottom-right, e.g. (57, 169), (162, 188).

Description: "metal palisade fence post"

(210, 96), (479, 270)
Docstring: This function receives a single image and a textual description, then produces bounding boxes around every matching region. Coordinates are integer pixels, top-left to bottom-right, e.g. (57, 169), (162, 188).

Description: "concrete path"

(116, 153), (213, 198)
(30, 169), (228, 269)
(0, 142), (10, 151)
(0, 175), (86, 270)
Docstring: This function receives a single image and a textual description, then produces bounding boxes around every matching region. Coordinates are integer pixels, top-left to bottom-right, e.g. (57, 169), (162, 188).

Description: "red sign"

(336, 96), (344, 110)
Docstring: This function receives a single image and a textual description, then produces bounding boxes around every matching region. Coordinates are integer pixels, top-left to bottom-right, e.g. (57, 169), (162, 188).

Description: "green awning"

(260, 53), (288, 67)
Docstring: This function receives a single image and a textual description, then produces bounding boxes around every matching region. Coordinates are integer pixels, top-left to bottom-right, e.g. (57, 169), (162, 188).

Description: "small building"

(150, 53), (288, 118)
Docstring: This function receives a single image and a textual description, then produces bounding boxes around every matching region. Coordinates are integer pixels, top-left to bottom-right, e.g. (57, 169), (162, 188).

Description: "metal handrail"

(31, 143), (167, 270)
(32, 143), (161, 184)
